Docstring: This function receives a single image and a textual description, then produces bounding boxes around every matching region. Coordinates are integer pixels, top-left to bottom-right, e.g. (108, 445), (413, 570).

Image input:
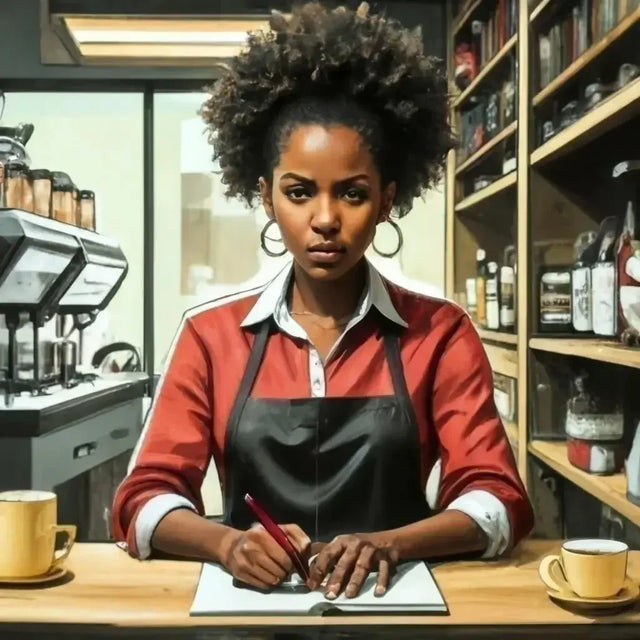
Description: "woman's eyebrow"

(279, 172), (370, 183)
(280, 172), (314, 182)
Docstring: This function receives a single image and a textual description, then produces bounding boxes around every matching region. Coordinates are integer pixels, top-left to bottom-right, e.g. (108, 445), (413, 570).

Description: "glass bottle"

(79, 190), (95, 230)
(4, 161), (28, 210)
(476, 248), (488, 327)
(51, 171), (75, 224)
(31, 169), (52, 217)
(486, 261), (500, 330)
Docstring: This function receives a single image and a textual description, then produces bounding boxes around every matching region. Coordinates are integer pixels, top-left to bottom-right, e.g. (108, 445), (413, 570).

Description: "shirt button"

(313, 380), (321, 389)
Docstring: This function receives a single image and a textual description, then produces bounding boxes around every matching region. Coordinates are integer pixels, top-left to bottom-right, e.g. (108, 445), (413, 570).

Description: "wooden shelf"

(533, 8), (640, 107)
(530, 337), (640, 369)
(529, 0), (552, 23)
(529, 440), (640, 527)
(455, 121), (518, 175)
(455, 171), (517, 212)
(530, 76), (640, 166)
(504, 421), (519, 447)
(483, 342), (518, 378)
(475, 325), (518, 346)
(452, 0), (481, 36)
(453, 35), (517, 109)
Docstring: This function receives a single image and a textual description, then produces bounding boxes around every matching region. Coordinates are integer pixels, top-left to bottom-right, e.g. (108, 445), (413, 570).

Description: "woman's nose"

(311, 195), (340, 233)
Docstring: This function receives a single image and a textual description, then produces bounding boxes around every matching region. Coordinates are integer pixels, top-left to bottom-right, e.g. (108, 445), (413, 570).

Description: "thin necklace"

(290, 309), (353, 330)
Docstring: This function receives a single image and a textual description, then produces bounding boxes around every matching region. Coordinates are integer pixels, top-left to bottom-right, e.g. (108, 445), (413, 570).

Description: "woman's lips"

(307, 247), (346, 264)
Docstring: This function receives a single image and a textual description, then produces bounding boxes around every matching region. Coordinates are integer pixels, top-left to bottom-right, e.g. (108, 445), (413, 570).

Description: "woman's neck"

(289, 260), (367, 320)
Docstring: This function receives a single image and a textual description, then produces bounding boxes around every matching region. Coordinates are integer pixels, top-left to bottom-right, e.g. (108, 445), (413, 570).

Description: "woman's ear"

(378, 181), (397, 223)
(258, 177), (275, 220)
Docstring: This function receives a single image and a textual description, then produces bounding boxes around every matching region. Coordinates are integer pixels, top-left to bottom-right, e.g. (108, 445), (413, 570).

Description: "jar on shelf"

(4, 161), (27, 210)
(31, 169), (52, 217)
(72, 184), (80, 226)
(22, 170), (34, 212)
(51, 171), (75, 224)
(565, 371), (624, 475)
(79, 190), (95, 230)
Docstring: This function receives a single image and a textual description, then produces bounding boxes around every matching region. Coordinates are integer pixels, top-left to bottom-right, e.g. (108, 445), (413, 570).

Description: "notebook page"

(190, 563), (323, 615)
(332, 561), (447, 612)
(189, 561), (446, 615)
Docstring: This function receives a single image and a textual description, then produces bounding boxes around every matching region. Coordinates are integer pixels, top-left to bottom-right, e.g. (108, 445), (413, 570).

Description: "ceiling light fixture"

(51, 16), (277, 66)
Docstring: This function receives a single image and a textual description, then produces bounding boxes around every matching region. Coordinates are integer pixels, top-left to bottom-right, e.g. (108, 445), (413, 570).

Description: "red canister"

(567, 437), (625, 475)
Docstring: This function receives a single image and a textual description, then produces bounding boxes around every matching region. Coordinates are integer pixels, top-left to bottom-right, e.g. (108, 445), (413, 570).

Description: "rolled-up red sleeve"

(111, 316), (213, 557)
(432, 314), (534, 548)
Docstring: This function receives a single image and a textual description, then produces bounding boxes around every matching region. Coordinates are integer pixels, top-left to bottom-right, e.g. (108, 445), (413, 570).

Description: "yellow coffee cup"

(539, 538), (628, 599)
(0, 490), (76, 578)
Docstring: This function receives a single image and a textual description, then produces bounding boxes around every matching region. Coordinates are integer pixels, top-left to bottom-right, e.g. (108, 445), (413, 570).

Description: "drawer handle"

(73, 442), (97, 459)
(110, 428), (130, 440)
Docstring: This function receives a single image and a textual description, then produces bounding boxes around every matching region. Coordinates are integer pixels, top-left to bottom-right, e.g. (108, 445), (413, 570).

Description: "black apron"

(222, 318), (431, 542)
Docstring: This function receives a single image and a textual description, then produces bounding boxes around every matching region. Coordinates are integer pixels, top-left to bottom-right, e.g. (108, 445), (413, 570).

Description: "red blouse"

(112, 272), (533, 557)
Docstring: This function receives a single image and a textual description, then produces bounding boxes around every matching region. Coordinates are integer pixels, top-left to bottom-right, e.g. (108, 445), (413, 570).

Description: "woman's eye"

(286, 187), (310, 200)
(344, 188), (367, 202)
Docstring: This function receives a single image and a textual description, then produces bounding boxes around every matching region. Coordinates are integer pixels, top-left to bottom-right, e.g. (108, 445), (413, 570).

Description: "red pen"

(244, 493), (310, 582)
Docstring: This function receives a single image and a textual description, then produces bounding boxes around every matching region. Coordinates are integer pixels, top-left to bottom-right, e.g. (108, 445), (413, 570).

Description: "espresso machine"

(0, 209), (127, 405)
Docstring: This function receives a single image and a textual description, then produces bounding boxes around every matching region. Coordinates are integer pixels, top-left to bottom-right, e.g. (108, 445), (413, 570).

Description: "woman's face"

(259, 124), (396, 281)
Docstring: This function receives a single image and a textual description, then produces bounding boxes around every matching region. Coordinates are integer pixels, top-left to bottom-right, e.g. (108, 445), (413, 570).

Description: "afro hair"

(202, 1), (454, 217)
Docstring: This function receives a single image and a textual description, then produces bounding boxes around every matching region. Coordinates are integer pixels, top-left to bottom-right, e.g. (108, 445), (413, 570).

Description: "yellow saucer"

(0, 565), (67, 585)
(545, 577), (639, 608)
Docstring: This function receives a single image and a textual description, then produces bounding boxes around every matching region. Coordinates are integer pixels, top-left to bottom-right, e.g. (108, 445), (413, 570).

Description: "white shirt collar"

(240, 259), (408, 333)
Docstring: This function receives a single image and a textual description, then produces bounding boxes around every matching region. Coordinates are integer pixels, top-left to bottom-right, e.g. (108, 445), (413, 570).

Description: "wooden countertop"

(1, 540), (640, 639)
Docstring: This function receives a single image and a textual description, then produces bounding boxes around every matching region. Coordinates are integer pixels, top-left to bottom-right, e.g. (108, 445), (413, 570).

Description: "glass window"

(153, 92), (289, 374)
(0, 92), (144, 371)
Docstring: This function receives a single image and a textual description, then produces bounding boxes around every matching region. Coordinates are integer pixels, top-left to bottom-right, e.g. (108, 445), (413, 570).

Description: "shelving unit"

(446, 0), (523, 478)
(475, 325), (518, 345)
(454, 171), (517, 212)
(528, 440), (640, 527)
(453, 35), (517, 108)
(446, 0), (640, 537)
(531, 76), (640, 165)
(483, 343), (518, 378)
(455, 120), (517, 174)
(532, 7), (640, 107)
(530, 338), (640, 369)
(504, 421), (519, 449)
(529, 0), (551, 24)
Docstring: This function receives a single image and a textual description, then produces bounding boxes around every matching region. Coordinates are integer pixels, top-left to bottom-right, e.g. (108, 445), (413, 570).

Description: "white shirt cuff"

(134, 493), (197, 559)
(445, 489), (511, 558)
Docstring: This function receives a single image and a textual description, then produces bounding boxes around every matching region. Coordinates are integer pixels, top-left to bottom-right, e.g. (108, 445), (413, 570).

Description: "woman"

(112, 1), (533, 599)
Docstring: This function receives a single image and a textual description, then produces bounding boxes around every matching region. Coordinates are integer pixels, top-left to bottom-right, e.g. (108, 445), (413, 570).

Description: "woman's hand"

(220, 523), (311, 590)
(308, 534), (399, 599)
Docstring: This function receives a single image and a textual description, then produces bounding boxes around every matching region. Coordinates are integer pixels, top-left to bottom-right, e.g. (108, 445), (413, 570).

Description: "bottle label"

(572, 267), (592, 332)
(486, 301), (500, 329)
(476, 278), (486, 324)
(540, 272), (571, 325)
(592, 263), (616, 336)
(500, 282), (515, 328)
(465, 278), (477, 306)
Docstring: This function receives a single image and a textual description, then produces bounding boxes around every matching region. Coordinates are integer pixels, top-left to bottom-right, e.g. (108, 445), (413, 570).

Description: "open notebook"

(190, 560), (448, 616)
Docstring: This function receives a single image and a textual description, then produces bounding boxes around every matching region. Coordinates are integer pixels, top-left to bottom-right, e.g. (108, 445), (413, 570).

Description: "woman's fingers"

(323, 541), (364, 599)
(309, 539), (344, 588)
(248, 524), (293, 574)
(344, 545), (375, 598)
(375, 557), (393, 596)
(280, 524), (312, 559)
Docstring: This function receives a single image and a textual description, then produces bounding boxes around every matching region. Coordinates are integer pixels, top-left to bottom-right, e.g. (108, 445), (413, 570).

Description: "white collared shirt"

(132, 260), (510, 559)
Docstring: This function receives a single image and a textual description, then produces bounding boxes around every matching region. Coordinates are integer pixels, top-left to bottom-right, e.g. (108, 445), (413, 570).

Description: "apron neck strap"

(228, 320), (271, 434)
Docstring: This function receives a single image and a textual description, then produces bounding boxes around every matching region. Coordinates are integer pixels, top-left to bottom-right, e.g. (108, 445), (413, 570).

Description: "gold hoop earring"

(372, 218), (403, 258)
(260, 219), (288, 257)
